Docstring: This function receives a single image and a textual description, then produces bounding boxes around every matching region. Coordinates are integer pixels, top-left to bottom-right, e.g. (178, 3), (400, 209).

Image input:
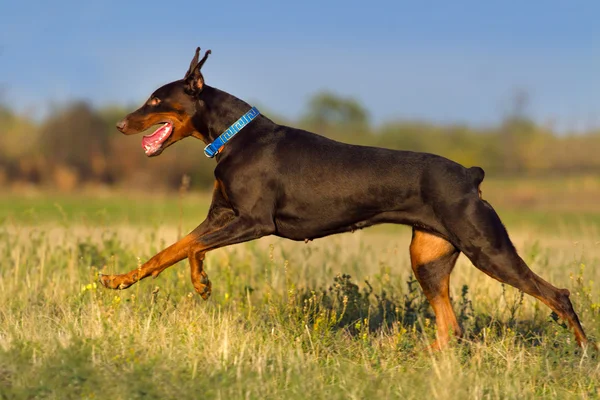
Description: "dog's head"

(116, 47), (211, 157)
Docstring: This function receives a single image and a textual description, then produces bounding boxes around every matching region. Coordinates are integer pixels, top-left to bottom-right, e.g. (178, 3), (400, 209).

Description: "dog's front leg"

(188, 216), (276, 298)
(99, 211), (230, 290)
(99, 213), (272, 293)
(189, 248), (211, 299)
(99, 177), (239, 291)
(99, 233), (196, 290)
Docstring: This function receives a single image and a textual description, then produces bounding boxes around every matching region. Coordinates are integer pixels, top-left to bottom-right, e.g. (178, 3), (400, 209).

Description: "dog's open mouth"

(142, 122), (173, 156)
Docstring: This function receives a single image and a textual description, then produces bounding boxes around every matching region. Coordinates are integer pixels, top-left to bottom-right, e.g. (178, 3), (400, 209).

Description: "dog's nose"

(116, 119), (127, 132)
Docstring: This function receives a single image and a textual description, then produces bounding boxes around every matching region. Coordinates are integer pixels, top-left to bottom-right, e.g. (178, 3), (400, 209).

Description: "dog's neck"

(192, 85), (263, 146)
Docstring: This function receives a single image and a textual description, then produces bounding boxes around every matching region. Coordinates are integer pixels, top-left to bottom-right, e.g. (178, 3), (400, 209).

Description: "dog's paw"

(191, 270), (212, 300)
(98, 273), (113, 289)
(193, 278), (212, 300)
(99, 273), (131, 290)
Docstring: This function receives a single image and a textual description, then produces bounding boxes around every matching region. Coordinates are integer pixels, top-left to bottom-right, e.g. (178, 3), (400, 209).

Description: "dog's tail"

(467, 166), (485, 187)
(467, 166), (485, 198)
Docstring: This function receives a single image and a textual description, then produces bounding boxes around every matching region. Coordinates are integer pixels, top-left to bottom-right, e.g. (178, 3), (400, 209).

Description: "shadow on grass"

(288, 273), (571, 346)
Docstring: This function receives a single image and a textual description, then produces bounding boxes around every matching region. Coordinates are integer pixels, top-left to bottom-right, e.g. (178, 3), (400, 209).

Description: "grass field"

(1, 182), (600, 399)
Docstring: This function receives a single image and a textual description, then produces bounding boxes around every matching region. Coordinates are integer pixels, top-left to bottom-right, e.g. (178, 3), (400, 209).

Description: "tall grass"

(0, 219), (599, 399)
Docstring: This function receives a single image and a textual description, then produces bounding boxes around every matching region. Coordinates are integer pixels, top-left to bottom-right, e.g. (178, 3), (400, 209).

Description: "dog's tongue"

(142, 123), (172, 155)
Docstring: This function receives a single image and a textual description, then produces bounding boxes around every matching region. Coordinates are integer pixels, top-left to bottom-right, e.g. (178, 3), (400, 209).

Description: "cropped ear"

(184, 48), (211, 95)
(184, 47), (201, 80)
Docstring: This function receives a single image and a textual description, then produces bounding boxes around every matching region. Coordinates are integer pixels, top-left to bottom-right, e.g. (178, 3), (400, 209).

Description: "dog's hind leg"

(410, 228), (461, 350)
(443, 197), (588, 347)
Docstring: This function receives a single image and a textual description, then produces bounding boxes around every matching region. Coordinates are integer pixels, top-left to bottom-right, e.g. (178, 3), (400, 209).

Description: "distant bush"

(1, 93), (599, 191)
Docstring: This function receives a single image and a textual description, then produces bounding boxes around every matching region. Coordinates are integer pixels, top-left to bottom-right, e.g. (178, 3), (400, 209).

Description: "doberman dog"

(101, 46), (589, 350)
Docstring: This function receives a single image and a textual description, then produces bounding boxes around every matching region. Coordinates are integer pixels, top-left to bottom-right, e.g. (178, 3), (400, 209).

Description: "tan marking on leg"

(100, 234), (195, 290)
(410, 229), (461, 350)
(427, 283), (462, 349)
(189, 249), (211, 300)
(410, 230), (456, 266)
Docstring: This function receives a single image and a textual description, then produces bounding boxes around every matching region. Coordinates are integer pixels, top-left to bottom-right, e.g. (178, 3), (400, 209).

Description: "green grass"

(0, 192), (212, 226)
(0, 191), (600, 399)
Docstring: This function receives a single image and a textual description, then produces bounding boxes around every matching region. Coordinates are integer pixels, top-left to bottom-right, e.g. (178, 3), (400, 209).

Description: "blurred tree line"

(0, 92), (599, 191)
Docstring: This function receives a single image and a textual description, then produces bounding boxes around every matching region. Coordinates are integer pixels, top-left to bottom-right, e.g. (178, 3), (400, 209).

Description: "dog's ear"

(185, 48), (211, 95)
(184, 47), (201, 80)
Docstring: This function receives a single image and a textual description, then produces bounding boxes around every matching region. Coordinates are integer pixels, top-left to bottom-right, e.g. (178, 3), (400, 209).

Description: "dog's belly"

(274, 217), (368, 241)
(273, 208), (423, 241)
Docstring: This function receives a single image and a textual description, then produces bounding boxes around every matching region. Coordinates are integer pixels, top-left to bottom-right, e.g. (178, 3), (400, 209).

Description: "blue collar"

(204, 106), (260, 158)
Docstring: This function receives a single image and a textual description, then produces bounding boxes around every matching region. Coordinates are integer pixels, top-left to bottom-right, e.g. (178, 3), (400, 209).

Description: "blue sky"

(1, 0), (599, 130)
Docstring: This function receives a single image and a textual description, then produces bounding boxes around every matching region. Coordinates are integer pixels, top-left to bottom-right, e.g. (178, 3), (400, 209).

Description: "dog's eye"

(148, 98), (161, 106)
